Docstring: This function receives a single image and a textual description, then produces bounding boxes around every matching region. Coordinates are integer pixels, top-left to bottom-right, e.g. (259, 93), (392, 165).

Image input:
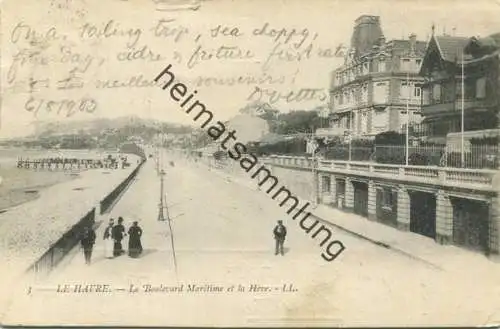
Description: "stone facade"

(264, 156), (499, 257)
(435, 190), (453, 244)
(328, 15), (427, 137)
(396, 185), (410, 231)
(345, 177), (355, 211)
(367, 180), (377, 220)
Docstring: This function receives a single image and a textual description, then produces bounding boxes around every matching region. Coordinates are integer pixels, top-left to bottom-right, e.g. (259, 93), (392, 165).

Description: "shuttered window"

(476, 77), (486, 99)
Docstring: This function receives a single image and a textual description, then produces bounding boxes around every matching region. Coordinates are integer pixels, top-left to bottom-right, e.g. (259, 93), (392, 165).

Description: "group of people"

(80, 217), (287, 265)
(80, 217), (144, 265)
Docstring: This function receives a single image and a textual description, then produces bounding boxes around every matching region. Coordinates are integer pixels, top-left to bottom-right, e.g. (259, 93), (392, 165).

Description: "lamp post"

(158, 169), (167, 221)
(157, 167), (178, 274)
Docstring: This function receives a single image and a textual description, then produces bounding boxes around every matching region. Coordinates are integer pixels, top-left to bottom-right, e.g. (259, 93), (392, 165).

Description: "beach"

(0, 148), (121, 211)
(0, 150), (141, 320)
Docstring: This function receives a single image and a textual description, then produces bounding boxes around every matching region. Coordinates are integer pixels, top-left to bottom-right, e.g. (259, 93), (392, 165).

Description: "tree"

(275, 110), (322, 135)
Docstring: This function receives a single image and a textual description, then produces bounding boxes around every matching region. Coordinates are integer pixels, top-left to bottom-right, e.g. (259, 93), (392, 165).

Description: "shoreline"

(0, 172), (81, 213)
(0, 147), (125, 213)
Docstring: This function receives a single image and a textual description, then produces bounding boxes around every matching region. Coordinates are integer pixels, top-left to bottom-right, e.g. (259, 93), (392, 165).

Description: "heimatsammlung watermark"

(154, 64), (346, 262)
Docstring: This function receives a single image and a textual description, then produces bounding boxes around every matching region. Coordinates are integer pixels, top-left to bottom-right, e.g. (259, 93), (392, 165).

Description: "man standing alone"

(81, 225), (96, 265)
(273, 220), (287, 256)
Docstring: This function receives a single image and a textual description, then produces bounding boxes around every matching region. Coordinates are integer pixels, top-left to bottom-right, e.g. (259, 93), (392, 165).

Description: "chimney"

(409, 33), (417, 55)
(378, 35), (386, 46)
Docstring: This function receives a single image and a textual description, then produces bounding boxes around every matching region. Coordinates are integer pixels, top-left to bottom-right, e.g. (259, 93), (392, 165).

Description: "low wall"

(268, 165), (315, 200)
(28, 208), (96, 274)
(100, 160), (145, 214)
(195, 152), (315, 200)
(27, 156), (146, 275)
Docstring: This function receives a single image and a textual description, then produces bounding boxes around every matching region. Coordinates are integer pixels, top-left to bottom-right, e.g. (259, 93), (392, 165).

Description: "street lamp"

(309, 126), (319, 208)
(158, 169), (167, 221)
(157, 168), (178, 274)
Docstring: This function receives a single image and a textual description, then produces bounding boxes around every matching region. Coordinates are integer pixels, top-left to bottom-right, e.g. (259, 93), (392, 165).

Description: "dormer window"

(378, 58), (386, 72)
(362, 62), (369, 74)
(401, 58), (411, 71)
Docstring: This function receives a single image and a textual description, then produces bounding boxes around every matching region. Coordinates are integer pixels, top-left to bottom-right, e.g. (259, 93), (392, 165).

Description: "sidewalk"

(191, 156), (500, 274)
(311, 204), (500, 272)
(51, 156), (176, 283)
(0, 156), (140, 320)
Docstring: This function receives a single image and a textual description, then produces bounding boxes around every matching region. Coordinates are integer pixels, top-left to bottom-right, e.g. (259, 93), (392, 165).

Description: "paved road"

(3, 151), (500, 327)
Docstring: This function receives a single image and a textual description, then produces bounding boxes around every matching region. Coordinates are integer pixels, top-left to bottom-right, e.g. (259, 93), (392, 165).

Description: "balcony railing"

(263, 155), (497, 191)
(422, 98), (496, 115)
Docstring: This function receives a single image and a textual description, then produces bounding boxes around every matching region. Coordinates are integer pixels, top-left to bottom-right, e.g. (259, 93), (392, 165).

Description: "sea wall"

(27, 158), (146, 275)
(0, 146), (147, 276)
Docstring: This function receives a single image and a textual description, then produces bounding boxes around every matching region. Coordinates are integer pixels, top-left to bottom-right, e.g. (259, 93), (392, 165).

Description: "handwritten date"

(25, 97), (97, 117)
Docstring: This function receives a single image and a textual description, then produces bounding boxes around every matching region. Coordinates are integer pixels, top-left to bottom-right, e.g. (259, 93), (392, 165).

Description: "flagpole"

(461, 51), (465, 168)
(406, 72), (410, 166)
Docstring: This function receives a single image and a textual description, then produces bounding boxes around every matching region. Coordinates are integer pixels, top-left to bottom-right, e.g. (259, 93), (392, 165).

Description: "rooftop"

(433, 35), (472, 61)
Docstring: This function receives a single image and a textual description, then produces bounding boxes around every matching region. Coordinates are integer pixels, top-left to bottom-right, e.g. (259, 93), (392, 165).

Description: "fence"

(373, 144), (498, 169)
(100, 159), (146, 214)
(320, 144), (498, 169)
(323, 146), (373, 162)
(28, 208), (96, 275)
(27, 156), (146, 276)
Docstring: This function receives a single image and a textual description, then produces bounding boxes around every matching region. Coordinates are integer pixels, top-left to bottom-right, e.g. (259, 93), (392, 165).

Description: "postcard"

(1, 0), (500, 327)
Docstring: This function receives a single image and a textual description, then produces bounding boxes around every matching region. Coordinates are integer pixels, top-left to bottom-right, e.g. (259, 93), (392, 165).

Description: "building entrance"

(353, 181), (368, 217)
(410, 191), (436, 239)
(451, 198), (489, 254)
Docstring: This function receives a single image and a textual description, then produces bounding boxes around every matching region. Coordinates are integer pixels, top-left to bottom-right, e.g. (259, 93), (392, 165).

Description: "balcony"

(263, 155), (498, 193)
(422, 98), (497, 116)
(315, 127), (348, 137)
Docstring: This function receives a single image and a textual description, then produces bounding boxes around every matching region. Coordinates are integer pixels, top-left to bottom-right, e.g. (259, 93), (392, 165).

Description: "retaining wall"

(27, 157), (146, 275)
(197, 153), (315, 200)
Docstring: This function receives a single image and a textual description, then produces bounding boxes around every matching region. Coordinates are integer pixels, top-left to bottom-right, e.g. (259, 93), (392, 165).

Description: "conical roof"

(350, 15), (384, 58)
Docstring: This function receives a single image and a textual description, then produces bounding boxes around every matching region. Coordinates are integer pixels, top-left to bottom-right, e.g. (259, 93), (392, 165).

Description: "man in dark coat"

(273, 220), (287, 256)
(81, 225), (96, 265)
(112, 217), (126, 256)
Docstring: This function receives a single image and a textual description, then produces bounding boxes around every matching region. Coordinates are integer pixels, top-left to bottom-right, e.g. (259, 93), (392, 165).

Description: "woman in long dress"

(128, 221), (143, 258)
(103, 219), (115, 258)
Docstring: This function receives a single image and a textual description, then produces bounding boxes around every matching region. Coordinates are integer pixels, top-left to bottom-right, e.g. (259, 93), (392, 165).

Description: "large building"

(419, 28), (500, 145)
(328, 15), (427, 137)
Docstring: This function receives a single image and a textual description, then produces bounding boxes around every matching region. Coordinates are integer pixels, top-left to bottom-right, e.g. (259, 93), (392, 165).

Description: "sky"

(2, 0), (500, 137)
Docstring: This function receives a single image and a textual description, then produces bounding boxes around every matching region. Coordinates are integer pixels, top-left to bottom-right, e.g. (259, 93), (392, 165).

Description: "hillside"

(1, 116), (194, 150)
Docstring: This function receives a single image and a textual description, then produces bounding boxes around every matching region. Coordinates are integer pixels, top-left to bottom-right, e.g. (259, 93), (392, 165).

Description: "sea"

(0, 147), (123, 209)
(0, 147), (120, 166)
